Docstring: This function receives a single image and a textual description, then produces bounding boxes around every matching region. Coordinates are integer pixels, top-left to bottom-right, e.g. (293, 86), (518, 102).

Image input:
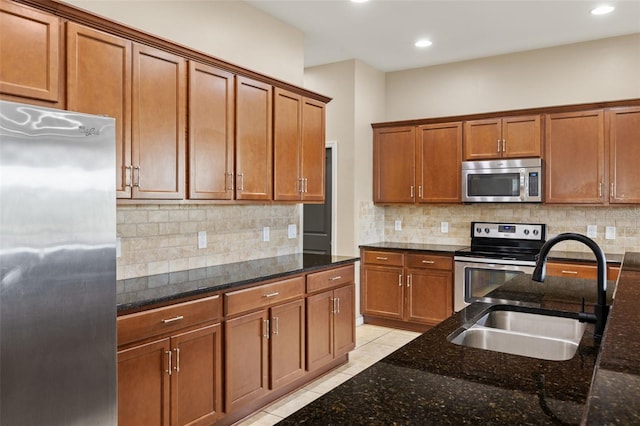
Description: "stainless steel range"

(454, 222), (546, 311)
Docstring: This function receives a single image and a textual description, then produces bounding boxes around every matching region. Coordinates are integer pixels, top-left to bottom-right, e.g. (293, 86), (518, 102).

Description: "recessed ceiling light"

(590, 5), (615, 15)
(415, 39), (433, 48)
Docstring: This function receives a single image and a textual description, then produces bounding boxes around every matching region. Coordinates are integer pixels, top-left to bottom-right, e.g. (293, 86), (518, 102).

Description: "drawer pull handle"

(162, 315), (184, 324)
(421, 260), (435, 264)
(376, 256), (388, 261)
(329, 276), (342, 281)
(264, 292), (280, 298)
(561, 270), (579, 275)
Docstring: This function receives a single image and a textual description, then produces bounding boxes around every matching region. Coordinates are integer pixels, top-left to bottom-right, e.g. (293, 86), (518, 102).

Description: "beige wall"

(304, 60), (386, 257)
(65, 0), (304, 84)
(385, 34), (640, 120)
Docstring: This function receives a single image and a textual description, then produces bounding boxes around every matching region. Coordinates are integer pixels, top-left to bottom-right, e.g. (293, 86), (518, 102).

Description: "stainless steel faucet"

(531, 233), (610, 338)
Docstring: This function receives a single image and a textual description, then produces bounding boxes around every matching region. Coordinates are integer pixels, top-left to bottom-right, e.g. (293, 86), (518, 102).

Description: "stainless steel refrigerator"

(0, 100), (117, 425)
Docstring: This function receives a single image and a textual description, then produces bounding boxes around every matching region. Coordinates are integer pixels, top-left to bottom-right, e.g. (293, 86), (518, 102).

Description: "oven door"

(454, 257), (534, 312)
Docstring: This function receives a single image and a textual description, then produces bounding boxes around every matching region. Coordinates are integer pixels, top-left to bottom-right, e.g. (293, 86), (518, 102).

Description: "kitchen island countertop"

(277, 252), (640, 425)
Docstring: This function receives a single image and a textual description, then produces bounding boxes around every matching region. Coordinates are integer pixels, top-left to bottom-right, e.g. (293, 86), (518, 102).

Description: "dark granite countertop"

(278, 252), (640, 425)
(359, 242), (468, 254)
(360, 242), (624, 265)
(116, 253), (359, 313)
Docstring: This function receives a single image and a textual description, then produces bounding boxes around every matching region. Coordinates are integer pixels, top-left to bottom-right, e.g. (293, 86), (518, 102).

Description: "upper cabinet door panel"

(0, 0), (60, 102)
(608, 106), (640, 204)
(273, 88), (302, 201)
(463, 119), (501, 160)
(235, 76), (272, 200)
(188, 61), (235, 200)
(501, 115), (541, 158)
(373, 126), (416, 203)
(417, 122), (462, 203)
(545, 110), (605, 204)
(132, 44), (186, 199)
(66, 23), (132, 199)
(301, 97), (326, 202)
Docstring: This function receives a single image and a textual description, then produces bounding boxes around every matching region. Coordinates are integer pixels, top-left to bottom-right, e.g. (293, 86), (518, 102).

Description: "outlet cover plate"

(441, 222), (449, 233)
(587, 225), (597, 238)
(198, 231), (207, 249)
(395, 220), (402, 231)
(288, 224), (297, 239)
(263, 226), (270, 242)
(605, 226), (616, 240)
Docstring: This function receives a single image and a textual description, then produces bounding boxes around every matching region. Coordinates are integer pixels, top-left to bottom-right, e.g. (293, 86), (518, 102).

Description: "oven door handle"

(454, 256), (536, 268)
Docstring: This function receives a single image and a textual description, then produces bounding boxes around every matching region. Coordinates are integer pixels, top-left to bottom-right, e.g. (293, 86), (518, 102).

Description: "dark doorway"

(303, 147), (332, 254)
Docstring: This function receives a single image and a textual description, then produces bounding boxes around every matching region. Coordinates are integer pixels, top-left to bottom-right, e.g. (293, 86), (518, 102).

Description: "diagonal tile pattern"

(235, 325), (421, 425)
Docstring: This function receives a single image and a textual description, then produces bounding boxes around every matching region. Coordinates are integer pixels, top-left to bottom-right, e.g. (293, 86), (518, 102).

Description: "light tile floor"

(234, 324), (421, 426)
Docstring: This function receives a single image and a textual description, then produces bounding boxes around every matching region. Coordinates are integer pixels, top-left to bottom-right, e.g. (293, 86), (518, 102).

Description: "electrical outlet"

(441, 222), (449, 233)
(197, 231), (207, 249)
(395, 220), (402, 231)
(605, 226), (616, 240)
(288, 224), (297, 239)
(263, 226), (270, 242)
(116, 237), (121, 258)
(587, 225), (597, 238)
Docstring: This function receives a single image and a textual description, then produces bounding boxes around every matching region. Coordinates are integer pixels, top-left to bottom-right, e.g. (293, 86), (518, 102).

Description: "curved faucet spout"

(532, 233), (609, 338)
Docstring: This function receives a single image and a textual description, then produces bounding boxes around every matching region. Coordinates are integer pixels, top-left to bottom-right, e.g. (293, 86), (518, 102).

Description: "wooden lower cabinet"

(361, 249), (453, 330)
(306, 284), (356, 372)
(118, 323), (223, 426)
(225, 298), (306, 413)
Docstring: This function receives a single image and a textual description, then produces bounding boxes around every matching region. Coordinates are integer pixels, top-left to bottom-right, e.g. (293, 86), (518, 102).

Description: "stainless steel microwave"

(461, 158), (542, 203)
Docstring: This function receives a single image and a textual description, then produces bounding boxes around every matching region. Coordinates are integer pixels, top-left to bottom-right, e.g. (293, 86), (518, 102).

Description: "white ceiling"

(245, 0), (640, 72)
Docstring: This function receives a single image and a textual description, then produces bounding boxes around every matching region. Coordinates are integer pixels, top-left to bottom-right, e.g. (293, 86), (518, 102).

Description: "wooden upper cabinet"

(373, 126), (416, 203)
(463, 115), (541, 160)
(273, 88), (326, 202)
(0, 0), (60, 103)
(66, 23), (132, 198)
(545, 110), (605, 204)
(417, 122), (462, 203)
(273, 89), (302, 201)
(608, 107), (640, 204)
(132, 44), (186, 199)
(188, 61), (235, 200)
(300, 97), (326, 202)
(236, 76), (272, 200)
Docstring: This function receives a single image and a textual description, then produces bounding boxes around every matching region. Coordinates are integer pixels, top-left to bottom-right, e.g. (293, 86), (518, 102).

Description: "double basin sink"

(448, 305), (586, 361)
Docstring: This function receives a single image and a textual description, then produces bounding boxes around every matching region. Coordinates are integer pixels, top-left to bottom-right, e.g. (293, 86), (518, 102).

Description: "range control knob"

(484, 228), (490, 234)
(524, 229), (530, 235)
(476, 227), (482, 234)
(533, 229), (539, 236)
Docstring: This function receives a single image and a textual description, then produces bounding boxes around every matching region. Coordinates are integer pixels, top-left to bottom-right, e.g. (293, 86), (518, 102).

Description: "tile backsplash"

(116, 204), (301, 280)
(363, 202), (639, 255)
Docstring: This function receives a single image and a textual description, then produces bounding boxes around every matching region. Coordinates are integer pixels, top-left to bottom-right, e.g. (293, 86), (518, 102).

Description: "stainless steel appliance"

(462, 158), (542, 203)
(454, 222), (546, 311)
(0, 101), (117, 425)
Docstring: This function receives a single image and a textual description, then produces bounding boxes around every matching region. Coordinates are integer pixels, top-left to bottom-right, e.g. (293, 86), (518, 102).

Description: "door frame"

(326, 140), (338, 255)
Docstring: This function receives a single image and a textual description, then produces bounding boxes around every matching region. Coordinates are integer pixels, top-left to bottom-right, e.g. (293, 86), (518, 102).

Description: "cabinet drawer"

(547, 262), (620, 281)
(225, 276), (305, 317)
(307, 265), (355, 293)
(363, 250), (404, 266)
(406, 253), (452, 270)
(118, 295), (220, 346)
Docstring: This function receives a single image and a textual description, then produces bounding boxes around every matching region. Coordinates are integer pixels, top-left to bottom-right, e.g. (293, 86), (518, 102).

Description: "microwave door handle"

(520, 170), (526, 201)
